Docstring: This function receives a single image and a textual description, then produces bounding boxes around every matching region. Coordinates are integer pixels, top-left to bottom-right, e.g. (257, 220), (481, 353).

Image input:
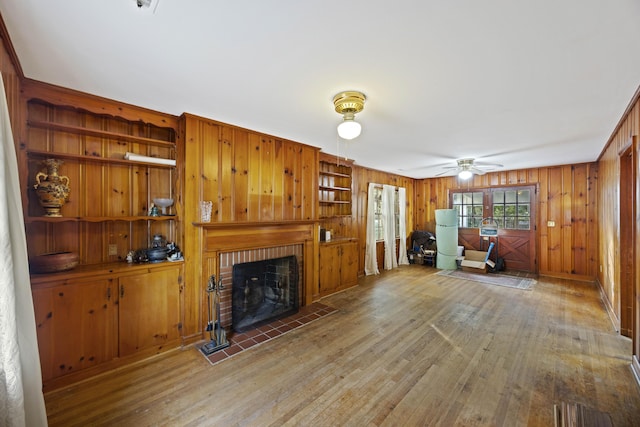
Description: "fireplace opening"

(232, 255), (299, 333)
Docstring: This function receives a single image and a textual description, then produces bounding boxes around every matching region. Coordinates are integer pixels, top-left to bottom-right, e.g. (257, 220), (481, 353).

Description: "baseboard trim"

(595, 278), (620, 333)
(539, 271), (595, 282)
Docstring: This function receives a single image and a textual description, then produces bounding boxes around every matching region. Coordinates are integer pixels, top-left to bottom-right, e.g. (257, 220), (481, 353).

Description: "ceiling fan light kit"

(458, 169), (473, 180)
(333, 91), (366, 140)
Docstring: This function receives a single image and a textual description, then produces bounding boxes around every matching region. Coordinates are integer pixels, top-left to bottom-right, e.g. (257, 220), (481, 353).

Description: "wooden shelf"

(27, 149), (176, 169)
(26, 215), (176, 223)
(318, 157), (352, 217)
(29, 259), (184, 286)
(319, 170), (351, 178)
(28, 120), (176, 148)
(319, 185), (350, 191)
(319, 200), (350, 204)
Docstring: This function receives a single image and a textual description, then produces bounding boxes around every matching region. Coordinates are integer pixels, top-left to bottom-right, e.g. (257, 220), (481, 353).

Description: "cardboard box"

(460, 250), (496, 274)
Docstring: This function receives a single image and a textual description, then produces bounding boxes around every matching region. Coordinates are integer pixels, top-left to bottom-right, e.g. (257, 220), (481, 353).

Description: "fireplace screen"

(231, 255), (299, 332)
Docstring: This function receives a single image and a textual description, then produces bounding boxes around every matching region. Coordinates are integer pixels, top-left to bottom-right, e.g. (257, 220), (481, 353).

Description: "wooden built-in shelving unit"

(318, 154), (353, 218)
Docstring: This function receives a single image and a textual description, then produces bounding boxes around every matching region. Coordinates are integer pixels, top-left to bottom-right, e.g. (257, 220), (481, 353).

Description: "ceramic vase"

(34, 159), (71, 217)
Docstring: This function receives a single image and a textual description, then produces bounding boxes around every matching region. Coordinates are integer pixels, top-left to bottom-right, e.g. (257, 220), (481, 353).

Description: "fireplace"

(232, 255), (299, 332)
(194, 221), (317, 341)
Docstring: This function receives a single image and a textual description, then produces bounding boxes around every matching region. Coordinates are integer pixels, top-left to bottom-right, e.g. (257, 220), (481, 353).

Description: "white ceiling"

(1, 0), (639, 178)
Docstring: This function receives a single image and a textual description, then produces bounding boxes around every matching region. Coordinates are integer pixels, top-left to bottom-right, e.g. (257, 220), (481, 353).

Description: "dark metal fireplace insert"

(231, 255), (299, 333)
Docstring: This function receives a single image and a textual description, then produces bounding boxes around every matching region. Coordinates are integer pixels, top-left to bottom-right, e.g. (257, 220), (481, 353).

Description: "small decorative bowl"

(152, 198), (174, 215)
(147, 247), (168, 263)
(30, 251), (79, 273)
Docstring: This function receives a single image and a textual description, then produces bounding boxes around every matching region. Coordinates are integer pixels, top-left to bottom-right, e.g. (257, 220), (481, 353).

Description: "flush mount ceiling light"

(333, 91), (366, 140)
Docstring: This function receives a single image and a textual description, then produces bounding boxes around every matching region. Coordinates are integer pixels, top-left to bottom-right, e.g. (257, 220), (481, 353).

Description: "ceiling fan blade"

(398, 162), (456, 172)
(435, 169), (457, 177)
(470, 167), (487, 175)
(473, 161), (504, 168)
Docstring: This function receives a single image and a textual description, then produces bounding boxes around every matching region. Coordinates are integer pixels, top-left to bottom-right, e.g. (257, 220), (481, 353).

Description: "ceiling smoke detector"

(333, 91), (366, 140)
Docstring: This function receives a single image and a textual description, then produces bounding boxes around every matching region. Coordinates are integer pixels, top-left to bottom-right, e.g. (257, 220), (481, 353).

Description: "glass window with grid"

(373, 187), (400, 241)
(492, 189), (530, 230)
(452, 191), (483, 228)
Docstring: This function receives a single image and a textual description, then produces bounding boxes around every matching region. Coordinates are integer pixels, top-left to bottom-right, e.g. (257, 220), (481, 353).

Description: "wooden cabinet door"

(319, 244), (340, 297)
(32, 279), (117, 382)
(339, 241), (359, 290)
(118, 266), (181, 357)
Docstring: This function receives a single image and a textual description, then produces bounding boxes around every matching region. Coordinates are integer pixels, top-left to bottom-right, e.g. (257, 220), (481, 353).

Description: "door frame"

(450, 184), (537, 273)
(619, 138), (636, 340)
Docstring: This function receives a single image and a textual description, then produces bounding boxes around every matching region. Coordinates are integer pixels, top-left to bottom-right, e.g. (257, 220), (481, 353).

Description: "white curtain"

(0, 74), (48, 427)
(382, 185), (397, 270)
(364, 183), (379, 275)
(397, 187), (409, 265)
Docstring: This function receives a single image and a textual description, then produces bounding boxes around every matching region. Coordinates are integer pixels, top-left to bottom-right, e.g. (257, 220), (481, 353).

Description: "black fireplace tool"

(200, 274), (230, 355)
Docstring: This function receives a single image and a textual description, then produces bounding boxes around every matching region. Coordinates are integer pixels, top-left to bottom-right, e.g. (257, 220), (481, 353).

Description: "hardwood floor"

(44, 266), (640, 426)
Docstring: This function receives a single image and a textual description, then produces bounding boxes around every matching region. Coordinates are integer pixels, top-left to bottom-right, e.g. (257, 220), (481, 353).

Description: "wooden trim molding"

(598, 84), (640, 162)
(595, 277), (621, 333)
(0, 12), (23, 77)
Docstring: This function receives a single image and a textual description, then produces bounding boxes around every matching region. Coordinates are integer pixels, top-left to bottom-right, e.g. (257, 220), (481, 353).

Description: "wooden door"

(319, 244), (340, 297)
(340, 241), (359, 290)
(453, 186), (537, 273)
(118, 266), (181, 357)
(32, 279), (117, 382)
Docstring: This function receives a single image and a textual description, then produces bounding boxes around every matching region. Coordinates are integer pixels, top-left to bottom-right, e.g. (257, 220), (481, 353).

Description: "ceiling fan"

(436, 158), (503, 179)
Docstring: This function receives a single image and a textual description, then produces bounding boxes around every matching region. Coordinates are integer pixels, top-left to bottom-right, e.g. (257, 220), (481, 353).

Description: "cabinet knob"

(120, 285), (125, 298)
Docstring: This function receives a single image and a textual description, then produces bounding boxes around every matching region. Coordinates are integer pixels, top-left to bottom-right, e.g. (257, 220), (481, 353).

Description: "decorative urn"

(33, 159), (71, 217)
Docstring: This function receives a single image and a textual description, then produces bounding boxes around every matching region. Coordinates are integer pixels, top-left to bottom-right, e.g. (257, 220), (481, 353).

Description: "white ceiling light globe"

(337, 119), (361, 140)
(458, 170), (473, 180)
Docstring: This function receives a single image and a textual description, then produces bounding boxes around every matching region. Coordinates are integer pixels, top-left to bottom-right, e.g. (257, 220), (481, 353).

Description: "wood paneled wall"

(596, 89), (640, 342)
(180, 113), (319, 340)
(413, 163), (598, 279)
(0, 19), (22, 150)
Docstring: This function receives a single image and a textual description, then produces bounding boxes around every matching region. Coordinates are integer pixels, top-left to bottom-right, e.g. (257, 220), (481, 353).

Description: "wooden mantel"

(193, 220), (318, 252)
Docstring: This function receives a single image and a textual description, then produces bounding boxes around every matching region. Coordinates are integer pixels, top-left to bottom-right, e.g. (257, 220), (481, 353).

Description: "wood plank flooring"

(44, 266), (640, 426)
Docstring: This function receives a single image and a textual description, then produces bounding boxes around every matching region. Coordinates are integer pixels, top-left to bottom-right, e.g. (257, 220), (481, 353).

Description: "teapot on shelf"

(151, 234), (166, 248)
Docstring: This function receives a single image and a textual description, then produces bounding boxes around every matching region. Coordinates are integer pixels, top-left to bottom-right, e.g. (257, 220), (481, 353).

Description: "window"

(452, 191), (484, 228)
(492, 189), (530, 230)
(374, 187), (383, 240)
(373, 186), (400, 240)
(451, 188), (531, 230)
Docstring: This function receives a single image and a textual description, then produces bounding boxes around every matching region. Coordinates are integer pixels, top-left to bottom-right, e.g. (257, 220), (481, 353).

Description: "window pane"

(505, 190), (517, 203)
(504, 217), (516, 229)
(518, 190), (530, 202)
(462, 193), (473, 204)
(518, 219), (530, 230)
(472, 205), (483, 216)
(453, 193), (462, 204)
(493, 205), (504, 217)
(493, 190), (504, 204)
(472, 192), (483, 204)
(494, 218), (504, 228)
(517, 204), (530, 217)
